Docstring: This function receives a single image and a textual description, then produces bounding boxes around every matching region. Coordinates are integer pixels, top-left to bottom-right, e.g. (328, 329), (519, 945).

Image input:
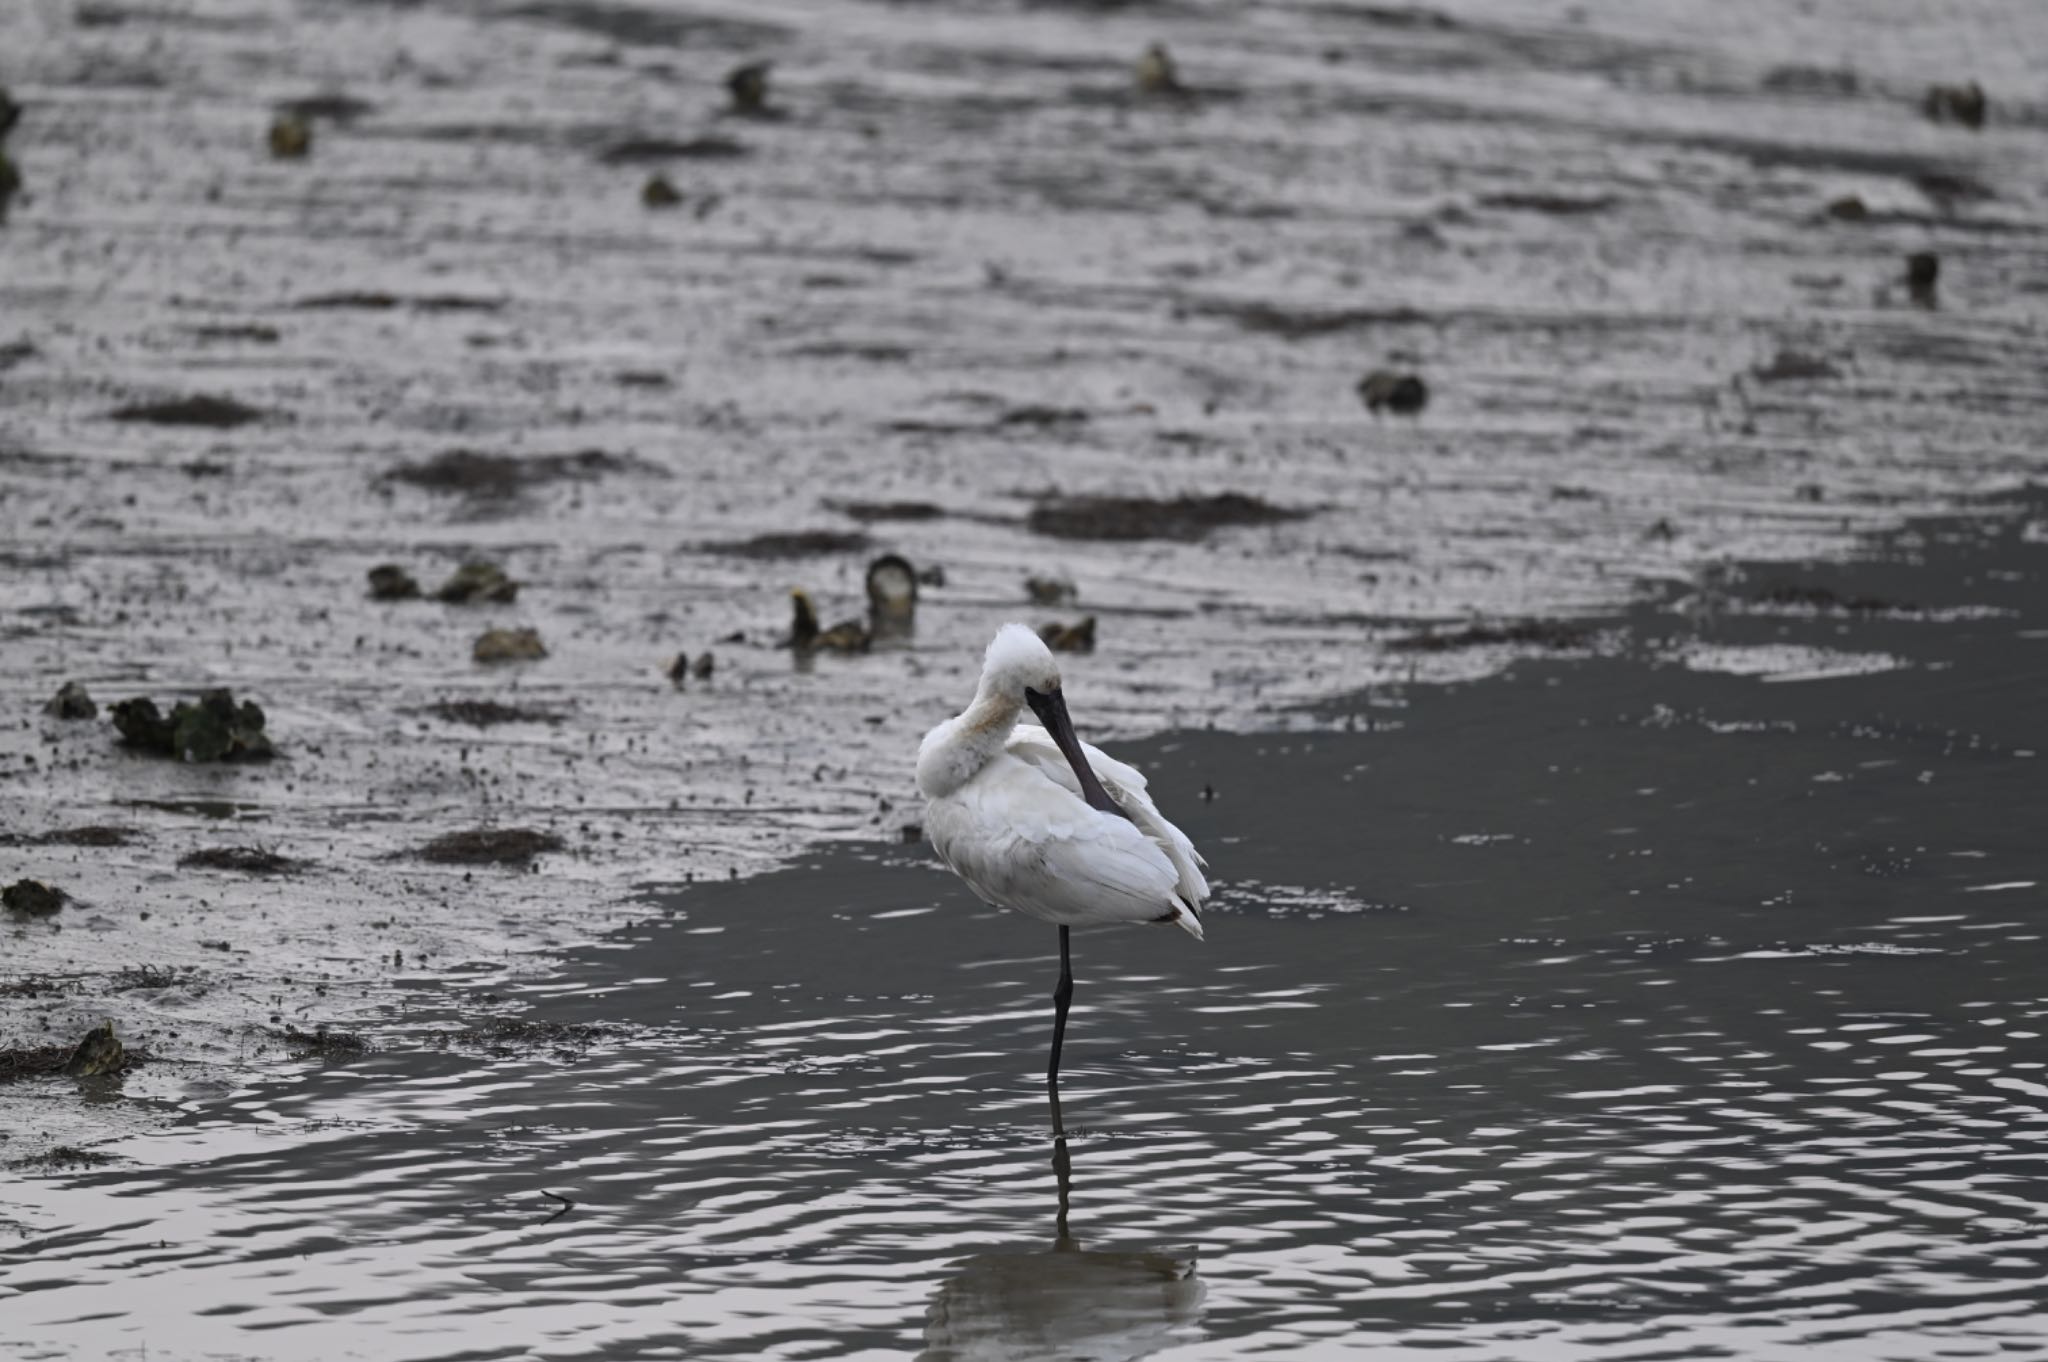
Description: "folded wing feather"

(1005, 723), (1209, 912)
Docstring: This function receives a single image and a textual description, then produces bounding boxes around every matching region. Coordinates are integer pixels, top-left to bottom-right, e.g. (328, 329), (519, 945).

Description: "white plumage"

(918, 625), (1208, 940)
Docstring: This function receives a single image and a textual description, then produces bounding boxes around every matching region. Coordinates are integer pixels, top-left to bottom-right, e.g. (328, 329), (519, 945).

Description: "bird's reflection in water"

(919, 1132), (1205, 1362)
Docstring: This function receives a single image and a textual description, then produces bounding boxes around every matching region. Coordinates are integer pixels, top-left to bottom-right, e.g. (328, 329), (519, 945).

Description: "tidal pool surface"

(6, 505), (2045, 1359)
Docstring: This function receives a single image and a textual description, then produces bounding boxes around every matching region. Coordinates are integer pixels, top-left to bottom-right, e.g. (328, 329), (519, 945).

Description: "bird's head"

(979, 622), (1062, 704)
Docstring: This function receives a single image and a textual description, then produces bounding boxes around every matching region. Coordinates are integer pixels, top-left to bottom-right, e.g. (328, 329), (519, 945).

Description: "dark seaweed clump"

(4, 880), (66, 915)
(108, 394), (266, 428)
(826, 500), (945, 523)
(1751, 350), (1841, 384)
(1027, 493), (1308, 542)
(110, 690), (274, 761)
(699, 530), (873, 558)
(387, 448), (632, 499)
(280, 1024), (370, 1057)
(417, 828), (564, 866)
(441, 1017), (618, 1053)
(426, 699), (563, 726)
(179, 846), (303, 875)
(1387, 620), (1591, 653)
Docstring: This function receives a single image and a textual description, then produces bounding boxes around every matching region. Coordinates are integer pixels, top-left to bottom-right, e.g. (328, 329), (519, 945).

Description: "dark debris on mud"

(108, 394), (266, 428)
(178, 846), (304, 875)
(435, 561), (519, 604)
(1, 1024), (138, 1083)
(697, 529), (873, 558)
(7, 1144), (118, 1172)
(416, 828), (564, 866)
(598, 135), (746, 164)
(1751, 350), (1843, 383)
(43, 680), (97, 719)
(386, 448), (635, 499)
(1387, 620), (1592, 653)
(0, 825), (138, 848)
(279, 1024), (370, 1058)
(294, 292), (503, 312)
(425, 699), (564, 727)
(367, 563), (421, 600)
(1751, 584), (1914, 614)
(4, 880), (67, 915)
(1028, 493), (1309, 542)
(109, 964), (192, 993)
(825, 499), (945, 522)
(438, 1016), (618, 1054)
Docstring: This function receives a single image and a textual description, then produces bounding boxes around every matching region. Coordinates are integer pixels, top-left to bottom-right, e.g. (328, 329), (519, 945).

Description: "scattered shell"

(367, 564), (421, 600)
(268, 114), (313, 158)
(1922, 81), (1986, 129)
(789, 589), (869, 653)
(43, 681), (96, 720)
(865, 554), (917, 623)
(726, 61), (772, 116)
(1039, 617), (1097, 653)
(1358, 370), (1428, 414)
(63, 1021), (125, 1078)
(1026, 575), (1077, 605)
(473, 628), (547, 664)
(1136, 43), (1187, 98)
(436, 561), (519, 604)
(642, 174), (683, 208)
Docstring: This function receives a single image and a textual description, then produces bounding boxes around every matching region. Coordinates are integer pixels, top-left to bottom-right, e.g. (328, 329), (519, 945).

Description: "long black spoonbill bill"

(917, 624), (1208, 1123)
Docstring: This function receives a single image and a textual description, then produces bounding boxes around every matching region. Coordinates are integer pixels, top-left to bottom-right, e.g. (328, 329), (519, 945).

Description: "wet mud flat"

(6, 0), (2048, 1142)
(4, 497), (2044, 1358)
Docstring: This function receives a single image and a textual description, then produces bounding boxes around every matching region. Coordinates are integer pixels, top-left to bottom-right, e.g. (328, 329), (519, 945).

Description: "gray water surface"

(6, 505), (2044, 1360)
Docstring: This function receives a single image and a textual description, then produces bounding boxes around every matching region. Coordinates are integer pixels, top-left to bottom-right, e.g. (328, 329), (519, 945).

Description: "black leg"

(1048, 926), (1073, 1131)
(1051, 1134), (1074, 1246)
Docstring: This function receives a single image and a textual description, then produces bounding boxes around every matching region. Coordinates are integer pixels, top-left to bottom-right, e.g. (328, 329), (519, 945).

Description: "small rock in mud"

(1824, 194), (1869, 222)
(3, 880), (66, 916)
(599, 135), (746, 165)
(1906, 250), (1939, 305)
(1136, 43), (1189, 99)
(426, 699), (562, 726)
(701, 529), (872, 558)
(178, 846), (302, 875)
(64, 1021), (125, 1078)
(268, 113), (312, 158)
(692, 652), (715, 680)
(1028, 493), (1307, 542)
(111, 691), (274, 761)
(367, 563), (421, 600)
(43, 680), (97, 720)
(788, 589), (869, 654)
(417, 827), (564, 866)
(641, 173), (683, 208)
(387, 447), (631, 500)
(827, 499), (944, 522)
(1751, 350), (1841, 384)
(1922, 81), (1986, 129)
(435, 560), (519, 604)
(473, 628), (547, 664)
(1026, 575), (1077, 605)
(1039, 617), (1097, 653)
(108, 394), (265, 428)
(865, 554), (917, 624)
(726, 61), (774, 117)
(280, 1024), (369, 1058)
(1386, 620), (1589, 653)
(1358, 370), (1429, 414)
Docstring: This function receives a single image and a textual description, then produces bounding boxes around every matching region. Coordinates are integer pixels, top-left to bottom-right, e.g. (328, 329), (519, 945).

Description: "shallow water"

(6, 504), (2045, 1359)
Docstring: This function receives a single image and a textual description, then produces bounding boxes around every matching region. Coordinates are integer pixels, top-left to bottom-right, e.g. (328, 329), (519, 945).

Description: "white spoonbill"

(917, 624), (1208, 1113)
